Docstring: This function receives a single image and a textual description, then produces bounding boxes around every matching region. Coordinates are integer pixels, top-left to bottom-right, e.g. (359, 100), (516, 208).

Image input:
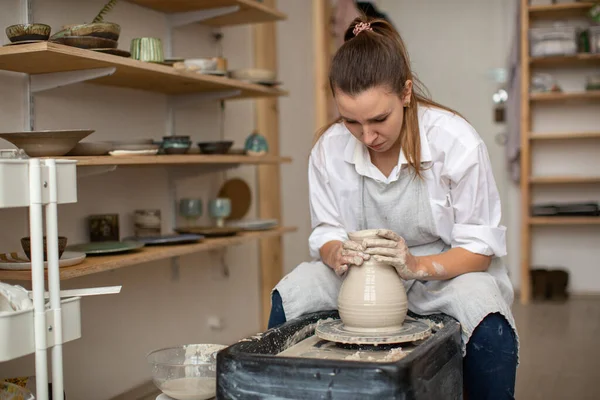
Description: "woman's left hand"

(362, 229), (430, 280)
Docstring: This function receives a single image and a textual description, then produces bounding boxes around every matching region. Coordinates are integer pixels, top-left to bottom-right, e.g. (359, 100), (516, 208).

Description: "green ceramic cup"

(130, 37), (164, 62)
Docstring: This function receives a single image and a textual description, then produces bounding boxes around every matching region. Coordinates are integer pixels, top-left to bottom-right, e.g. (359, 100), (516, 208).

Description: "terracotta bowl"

(21, 236), (68, 261)
(6, 23), (51, 42)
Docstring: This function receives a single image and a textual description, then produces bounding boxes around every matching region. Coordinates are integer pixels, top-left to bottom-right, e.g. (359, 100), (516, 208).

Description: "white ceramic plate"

(109, 149), (159, 156)
(228, 219), (278, 231)
(0, 251), (86, 270)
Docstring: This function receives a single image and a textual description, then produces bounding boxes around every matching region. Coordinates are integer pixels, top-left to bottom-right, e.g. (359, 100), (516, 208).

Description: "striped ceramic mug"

(130, 37), (164, 62)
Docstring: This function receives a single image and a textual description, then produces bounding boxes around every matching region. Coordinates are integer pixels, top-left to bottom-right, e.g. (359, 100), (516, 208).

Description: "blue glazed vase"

(244, 131), (268, 156)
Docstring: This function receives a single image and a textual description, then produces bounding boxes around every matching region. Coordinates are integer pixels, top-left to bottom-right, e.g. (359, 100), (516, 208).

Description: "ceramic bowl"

(50, 35), (118, 49)
(230, 68), (276, 82)
(0, 381), (34, 400)
(147, 344), (226, 400)
(51, 22), (121, 41)
(197, 140), (233, 154)
(6, 23), (51, 42)
(184, 58), (218, 71)
(21, 236), (68, 261)
(162, 136), (191, 154)
(66, 141), (113, 156)
(0, 129), (94, 157)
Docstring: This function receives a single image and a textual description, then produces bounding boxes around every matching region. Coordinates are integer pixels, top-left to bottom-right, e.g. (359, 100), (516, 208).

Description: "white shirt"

(307, 105), (506, 260)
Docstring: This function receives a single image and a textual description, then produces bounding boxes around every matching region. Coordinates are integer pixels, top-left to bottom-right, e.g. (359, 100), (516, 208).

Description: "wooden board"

(254, 0), (283, 330)
(530, 176), (600, 184)
(530, 91), (600, 102)
(530, 132), (600, 140)
(0, 42), (286, 97)
(125, 0), (286, 25)
(52, 154), (292, 166)
(530, 53), (600, 67)
(529, 2), (595, 20)
(0, 227), (296, 281)
(530, 217), (600, 225)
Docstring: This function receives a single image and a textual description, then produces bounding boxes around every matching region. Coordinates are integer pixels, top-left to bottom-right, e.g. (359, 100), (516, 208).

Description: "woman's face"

(334, 82), (412, 153)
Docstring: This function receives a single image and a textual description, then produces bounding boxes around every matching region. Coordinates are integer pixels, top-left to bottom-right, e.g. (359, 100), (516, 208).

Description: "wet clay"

(337, 229), (408, 332)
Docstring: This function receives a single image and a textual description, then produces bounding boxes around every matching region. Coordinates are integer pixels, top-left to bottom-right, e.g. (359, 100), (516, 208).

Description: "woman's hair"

(315, 16), (460, 176)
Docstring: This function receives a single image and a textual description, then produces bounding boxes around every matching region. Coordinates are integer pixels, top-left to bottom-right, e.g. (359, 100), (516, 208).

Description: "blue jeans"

(268, 290), (517, 399)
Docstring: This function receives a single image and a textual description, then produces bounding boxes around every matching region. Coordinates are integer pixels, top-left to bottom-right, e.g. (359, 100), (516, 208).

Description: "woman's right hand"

(320, 240), (370, 277)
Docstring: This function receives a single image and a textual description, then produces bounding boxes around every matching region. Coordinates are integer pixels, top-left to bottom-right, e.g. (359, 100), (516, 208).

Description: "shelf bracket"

(169, 90), (242, 109)
(30, 67), (117, 93)
(168, 6), (240, 28)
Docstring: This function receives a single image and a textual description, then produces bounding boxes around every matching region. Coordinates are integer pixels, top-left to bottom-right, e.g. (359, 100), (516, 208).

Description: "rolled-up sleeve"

(447, 142), (507, 257)
(307, 145), (348, 259)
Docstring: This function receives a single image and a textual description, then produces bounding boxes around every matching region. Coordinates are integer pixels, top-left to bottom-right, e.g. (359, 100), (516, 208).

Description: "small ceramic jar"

(244, 131), (268, 156)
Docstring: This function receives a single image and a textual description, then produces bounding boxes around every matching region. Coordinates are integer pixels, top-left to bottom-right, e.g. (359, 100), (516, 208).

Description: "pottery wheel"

(315, 319), (432, 345)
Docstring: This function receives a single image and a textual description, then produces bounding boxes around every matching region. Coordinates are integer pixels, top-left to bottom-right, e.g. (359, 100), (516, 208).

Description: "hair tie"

(353, 22), (372, 36)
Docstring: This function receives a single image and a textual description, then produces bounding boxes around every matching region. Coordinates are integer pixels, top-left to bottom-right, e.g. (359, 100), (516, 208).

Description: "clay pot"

(337, 229), (408, 333)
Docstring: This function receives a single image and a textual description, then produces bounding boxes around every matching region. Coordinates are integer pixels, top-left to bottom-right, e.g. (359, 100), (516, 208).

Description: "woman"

(270, 17), (518, 399)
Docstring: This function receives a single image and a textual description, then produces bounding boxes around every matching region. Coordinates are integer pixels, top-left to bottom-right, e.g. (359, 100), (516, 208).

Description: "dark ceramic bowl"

(197, 141), (234, 154)
(6, 23), (51, 42)
(163, 135), (190, 143)
(21, 236), (67, 261)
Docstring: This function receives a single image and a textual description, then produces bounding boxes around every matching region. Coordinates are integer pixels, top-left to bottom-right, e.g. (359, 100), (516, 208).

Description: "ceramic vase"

(337, 229), (408, 333)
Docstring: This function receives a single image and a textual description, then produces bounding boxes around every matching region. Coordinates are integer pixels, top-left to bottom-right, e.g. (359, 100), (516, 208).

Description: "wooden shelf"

(530, 176), (600, 184)
(530, 53), (600, 67)
(529, 2), (595, 19)
(0, 42), (286, 97)
(125, 0), (286, 26)
(530, 217), (600, 225)
(0, 226), (297, 281)
(52, 154), (292, 166)
(530, 131), (600, 140)
(530, 91), (600, 102)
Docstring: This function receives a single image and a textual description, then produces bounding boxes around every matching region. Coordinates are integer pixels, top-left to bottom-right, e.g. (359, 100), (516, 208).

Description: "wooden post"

(254, 0), (283, 329)
(313, 0), (330, 130)
(519, 0), (532, 304)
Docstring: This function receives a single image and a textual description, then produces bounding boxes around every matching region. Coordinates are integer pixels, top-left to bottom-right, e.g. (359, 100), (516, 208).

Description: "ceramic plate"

(0, 251), (86, 270)
(174, 226), (240, 237)
(66, 240), (144, 255)
(3, 39), (45, 46)
(218, 178), (251, 220)
(92, 48), (131, 57)
(121, 234), (204, 246)
(200, 70), (227, 76)
(109, 149), (159, 156)
(228, 219), (278, 231)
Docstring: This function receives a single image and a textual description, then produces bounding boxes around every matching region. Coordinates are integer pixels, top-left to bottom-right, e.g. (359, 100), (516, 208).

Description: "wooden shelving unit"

(53, 154), (292, 166)
(520, 0), (600, 304)
(530, 91), (600, 102)
(529, 176), (600, 184)
(529, 2), (596, 19)
(530, 53), (600, 67)
(0, 227), (296, 281)
(125, 0), (286, 26)
(530, 131), (600, 140)
(530, 217), (600, 225)
(0, 42), (286, 98)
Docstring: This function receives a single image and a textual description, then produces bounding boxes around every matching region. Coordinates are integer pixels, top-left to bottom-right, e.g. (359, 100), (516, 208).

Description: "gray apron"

(275, 165), (518, 355)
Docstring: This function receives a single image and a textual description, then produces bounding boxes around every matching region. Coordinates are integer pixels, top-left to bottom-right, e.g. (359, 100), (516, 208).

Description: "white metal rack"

(0, 157), (79, 400)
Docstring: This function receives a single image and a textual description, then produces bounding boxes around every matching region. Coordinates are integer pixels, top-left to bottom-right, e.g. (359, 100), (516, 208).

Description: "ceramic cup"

(179, 198), (202, 226)
(134, 209), (161, 237)
(209, 198), (231, 227)
(130, 37), (164, 62)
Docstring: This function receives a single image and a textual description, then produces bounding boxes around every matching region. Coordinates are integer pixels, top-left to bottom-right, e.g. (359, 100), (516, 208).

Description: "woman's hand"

(362, 229), (430, 280)
(320, 240), (370, 277)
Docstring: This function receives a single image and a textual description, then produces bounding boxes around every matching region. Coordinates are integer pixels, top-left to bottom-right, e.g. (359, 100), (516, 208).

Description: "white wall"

(378, 0), (600, 294)
(0, 0), (314, 398)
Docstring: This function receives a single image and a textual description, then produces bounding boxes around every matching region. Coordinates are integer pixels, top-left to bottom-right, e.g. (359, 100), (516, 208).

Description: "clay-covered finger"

(376, 229), (401, 241)
(342, 249), (371, 260)
(361, 238), (397, 248)
(373, 255), (401, 265)
(364, 247), (399, 257)
(342, 240), (364, 251)
(335, 264), (348, 277)
(341, 255), (363, 266)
